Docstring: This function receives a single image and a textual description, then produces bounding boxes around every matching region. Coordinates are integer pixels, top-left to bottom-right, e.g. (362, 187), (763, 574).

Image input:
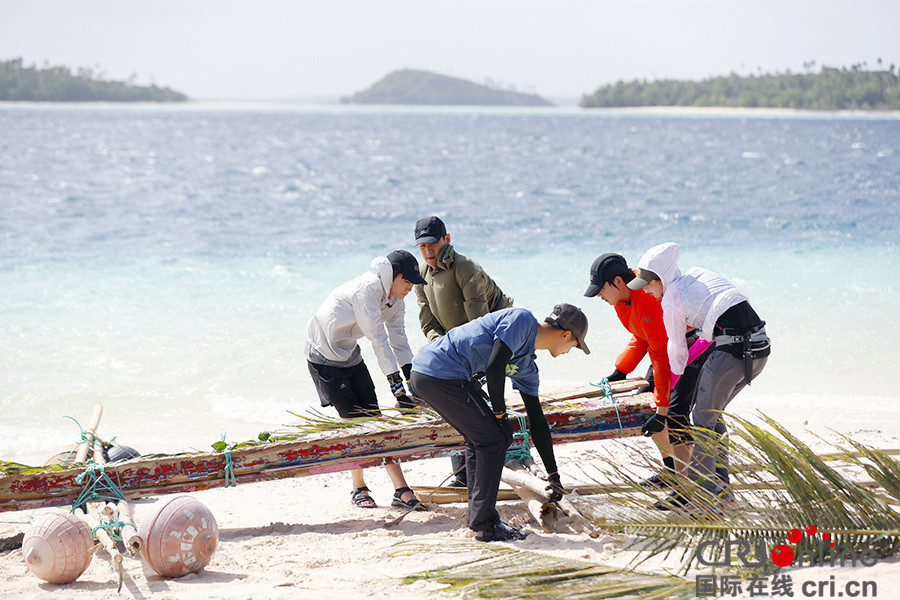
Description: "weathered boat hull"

(0, 383), (652, 512)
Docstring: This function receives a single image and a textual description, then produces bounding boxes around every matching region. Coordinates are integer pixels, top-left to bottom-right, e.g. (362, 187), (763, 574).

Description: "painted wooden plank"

(0, 385), (653, 512)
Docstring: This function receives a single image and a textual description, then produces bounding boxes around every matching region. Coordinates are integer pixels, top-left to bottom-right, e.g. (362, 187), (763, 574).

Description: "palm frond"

(570, 412), (900, 574)
(398, 542), (693, 599)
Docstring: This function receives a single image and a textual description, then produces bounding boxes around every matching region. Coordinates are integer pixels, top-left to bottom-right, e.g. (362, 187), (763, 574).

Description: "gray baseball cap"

(545, 303), (590, 354)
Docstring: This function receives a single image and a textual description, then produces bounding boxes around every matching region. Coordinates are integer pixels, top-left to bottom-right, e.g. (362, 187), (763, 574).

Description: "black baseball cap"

(545, 303), (591, 354)
(414, 216), (447, 245)
(387, 250), (427, 285)
(584, 253), (631, 297)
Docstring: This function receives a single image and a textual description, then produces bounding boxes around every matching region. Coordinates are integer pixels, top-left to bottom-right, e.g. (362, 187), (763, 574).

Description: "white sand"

(2, 398), (898, 600)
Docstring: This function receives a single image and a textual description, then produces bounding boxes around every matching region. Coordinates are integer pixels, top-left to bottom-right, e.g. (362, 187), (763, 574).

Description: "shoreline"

(1, 100), (899, 119)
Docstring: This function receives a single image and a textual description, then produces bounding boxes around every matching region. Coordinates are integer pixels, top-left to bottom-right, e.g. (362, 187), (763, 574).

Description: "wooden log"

(412, 485), (521, 504)
(75, 505), (124, 590)
(92, 435), (106, 466)
(116, 500), (142, 556)
(501, 467), (560, 532)
(501, 467), (601, 537)
(557, 496), (601, 538)
(0, 387), (655, 513)
(74, 403), (103, 465)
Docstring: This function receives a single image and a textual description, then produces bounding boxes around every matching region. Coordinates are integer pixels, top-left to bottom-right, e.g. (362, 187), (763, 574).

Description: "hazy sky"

(1, 0), (897, 100)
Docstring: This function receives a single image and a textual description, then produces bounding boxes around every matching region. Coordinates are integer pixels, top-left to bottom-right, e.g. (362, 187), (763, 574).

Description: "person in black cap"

(410, 304), (589, 541)
(584, 252), (713, 489)
(413, 215), (514, 488)
(305, 250), (428, 511)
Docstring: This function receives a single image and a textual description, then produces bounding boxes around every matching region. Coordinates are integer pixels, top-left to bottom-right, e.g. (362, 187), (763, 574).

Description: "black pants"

(410, 371), (511, 531)
(307, 360), (381, 418)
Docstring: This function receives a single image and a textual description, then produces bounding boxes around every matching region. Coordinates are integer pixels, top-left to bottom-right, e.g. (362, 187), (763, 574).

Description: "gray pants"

(410, 371), (511, 531)
(690, 349), (768, 494)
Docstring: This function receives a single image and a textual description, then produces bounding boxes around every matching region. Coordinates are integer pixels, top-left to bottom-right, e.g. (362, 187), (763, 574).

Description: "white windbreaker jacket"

(305, 257), (414, 376)
(637, 242), (746, 376)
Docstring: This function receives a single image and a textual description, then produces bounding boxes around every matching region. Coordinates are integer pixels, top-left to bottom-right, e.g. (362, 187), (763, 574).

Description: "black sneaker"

(652, 491), (689, 511)
(475, 520), (528, 542)
(639, 473), (674, 490)
(447, 478), (467, 488)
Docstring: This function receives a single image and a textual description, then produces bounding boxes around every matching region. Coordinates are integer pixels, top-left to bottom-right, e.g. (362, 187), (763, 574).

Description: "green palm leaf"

(573, 412), (900, 574)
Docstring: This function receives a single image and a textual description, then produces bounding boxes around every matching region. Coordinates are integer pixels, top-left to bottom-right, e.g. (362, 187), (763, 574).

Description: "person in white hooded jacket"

(628, 242), (771, 509)
(305, 250), (428, 511)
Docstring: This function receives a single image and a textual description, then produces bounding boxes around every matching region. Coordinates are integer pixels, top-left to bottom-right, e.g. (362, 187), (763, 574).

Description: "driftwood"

(0, 381), (653, 513)
(116, 500), (142, 556)
(501, 467), (561, 532)
(75, 506), (124, 592)
(74, 403), (103, 465)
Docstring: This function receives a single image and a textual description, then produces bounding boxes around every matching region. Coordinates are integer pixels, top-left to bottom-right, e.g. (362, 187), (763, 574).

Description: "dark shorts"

(667, 343), (715, 444)
(307, 360), (381, 419)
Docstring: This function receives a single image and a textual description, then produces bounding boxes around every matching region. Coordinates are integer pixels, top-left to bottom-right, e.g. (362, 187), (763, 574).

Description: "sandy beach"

(2, 392), (898, 600)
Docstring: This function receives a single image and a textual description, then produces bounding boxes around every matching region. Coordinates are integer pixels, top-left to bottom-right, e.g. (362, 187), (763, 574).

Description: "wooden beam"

(0, 385), (654, 513)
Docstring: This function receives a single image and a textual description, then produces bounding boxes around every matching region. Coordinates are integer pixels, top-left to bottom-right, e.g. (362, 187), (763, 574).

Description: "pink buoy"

(22, 509), (94, 584)
(139, 495), (218, 577)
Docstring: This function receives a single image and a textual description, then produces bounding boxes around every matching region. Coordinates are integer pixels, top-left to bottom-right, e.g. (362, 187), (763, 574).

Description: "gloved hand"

(641, 413), (668, 437)
(498, 414), (515, 447)
(387, 371), (406, 398)
(395, 394), (418, 409)
(546, 473), (564, 502)
(606, 369), (627, 382)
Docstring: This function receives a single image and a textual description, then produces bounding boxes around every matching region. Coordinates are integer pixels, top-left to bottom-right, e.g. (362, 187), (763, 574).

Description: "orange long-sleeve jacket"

(613, 287), (672, 407)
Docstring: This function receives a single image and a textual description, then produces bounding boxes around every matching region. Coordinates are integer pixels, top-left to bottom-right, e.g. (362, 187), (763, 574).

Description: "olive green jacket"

(415, 244), (513, 341)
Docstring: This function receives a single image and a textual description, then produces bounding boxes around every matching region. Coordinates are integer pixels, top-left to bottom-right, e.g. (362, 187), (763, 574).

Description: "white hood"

(637, 242), (682, 292)
(370, 256), (394, 299)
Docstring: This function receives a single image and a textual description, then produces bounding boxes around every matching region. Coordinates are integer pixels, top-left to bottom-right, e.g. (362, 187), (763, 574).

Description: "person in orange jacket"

(584, 253), (697, 487)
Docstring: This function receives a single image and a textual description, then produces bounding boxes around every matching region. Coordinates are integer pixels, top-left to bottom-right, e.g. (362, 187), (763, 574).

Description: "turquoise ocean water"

(1, 104), (898, 464)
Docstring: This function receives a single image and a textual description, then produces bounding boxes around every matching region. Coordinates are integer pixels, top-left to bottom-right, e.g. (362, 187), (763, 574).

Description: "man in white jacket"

(305, 250), (427, 511)
(629, 242), (771, 510)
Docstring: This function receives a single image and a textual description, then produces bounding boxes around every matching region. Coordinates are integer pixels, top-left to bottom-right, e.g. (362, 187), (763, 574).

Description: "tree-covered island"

(581, 62), (899, 110)
(343, 69), (553, 107)
(0, 58), (188, 102)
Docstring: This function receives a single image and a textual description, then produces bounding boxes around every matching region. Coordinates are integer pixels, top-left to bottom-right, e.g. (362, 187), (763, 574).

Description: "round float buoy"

(22, 509), (94, 584)
(139, 495), (218, 577)
(106, 444), (140, 462)
(43, 445), (79, 466)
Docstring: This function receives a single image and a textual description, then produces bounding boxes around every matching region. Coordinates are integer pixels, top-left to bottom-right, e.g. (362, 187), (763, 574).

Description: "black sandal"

(391, 486), (427, 511)
(351, 486), (377, 508)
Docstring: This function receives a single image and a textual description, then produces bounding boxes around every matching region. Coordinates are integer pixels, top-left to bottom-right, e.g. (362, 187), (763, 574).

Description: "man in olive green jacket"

(415, 216), (513, 341)
(414, 216), (513, 487)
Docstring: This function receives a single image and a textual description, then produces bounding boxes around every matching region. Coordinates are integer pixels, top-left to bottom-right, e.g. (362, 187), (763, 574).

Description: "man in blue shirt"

(410, 304), (590, 542)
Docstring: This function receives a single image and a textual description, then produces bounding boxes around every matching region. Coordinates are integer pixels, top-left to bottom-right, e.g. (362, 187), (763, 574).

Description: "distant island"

(0, 58), (188, 102)
(581, 63), (900, 110)
(342, 69), (553, 107)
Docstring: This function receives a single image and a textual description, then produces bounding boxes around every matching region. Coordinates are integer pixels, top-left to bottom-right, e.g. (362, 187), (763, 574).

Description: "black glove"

(395, 394), (418, 409)
(641, 413), (668, 437)
(546, 473), (564, 502)
(401, 363), (413, 381)
(498, 414), (515, 447)
(606, 369), (627, 382)
(387, 371), (406, 398)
